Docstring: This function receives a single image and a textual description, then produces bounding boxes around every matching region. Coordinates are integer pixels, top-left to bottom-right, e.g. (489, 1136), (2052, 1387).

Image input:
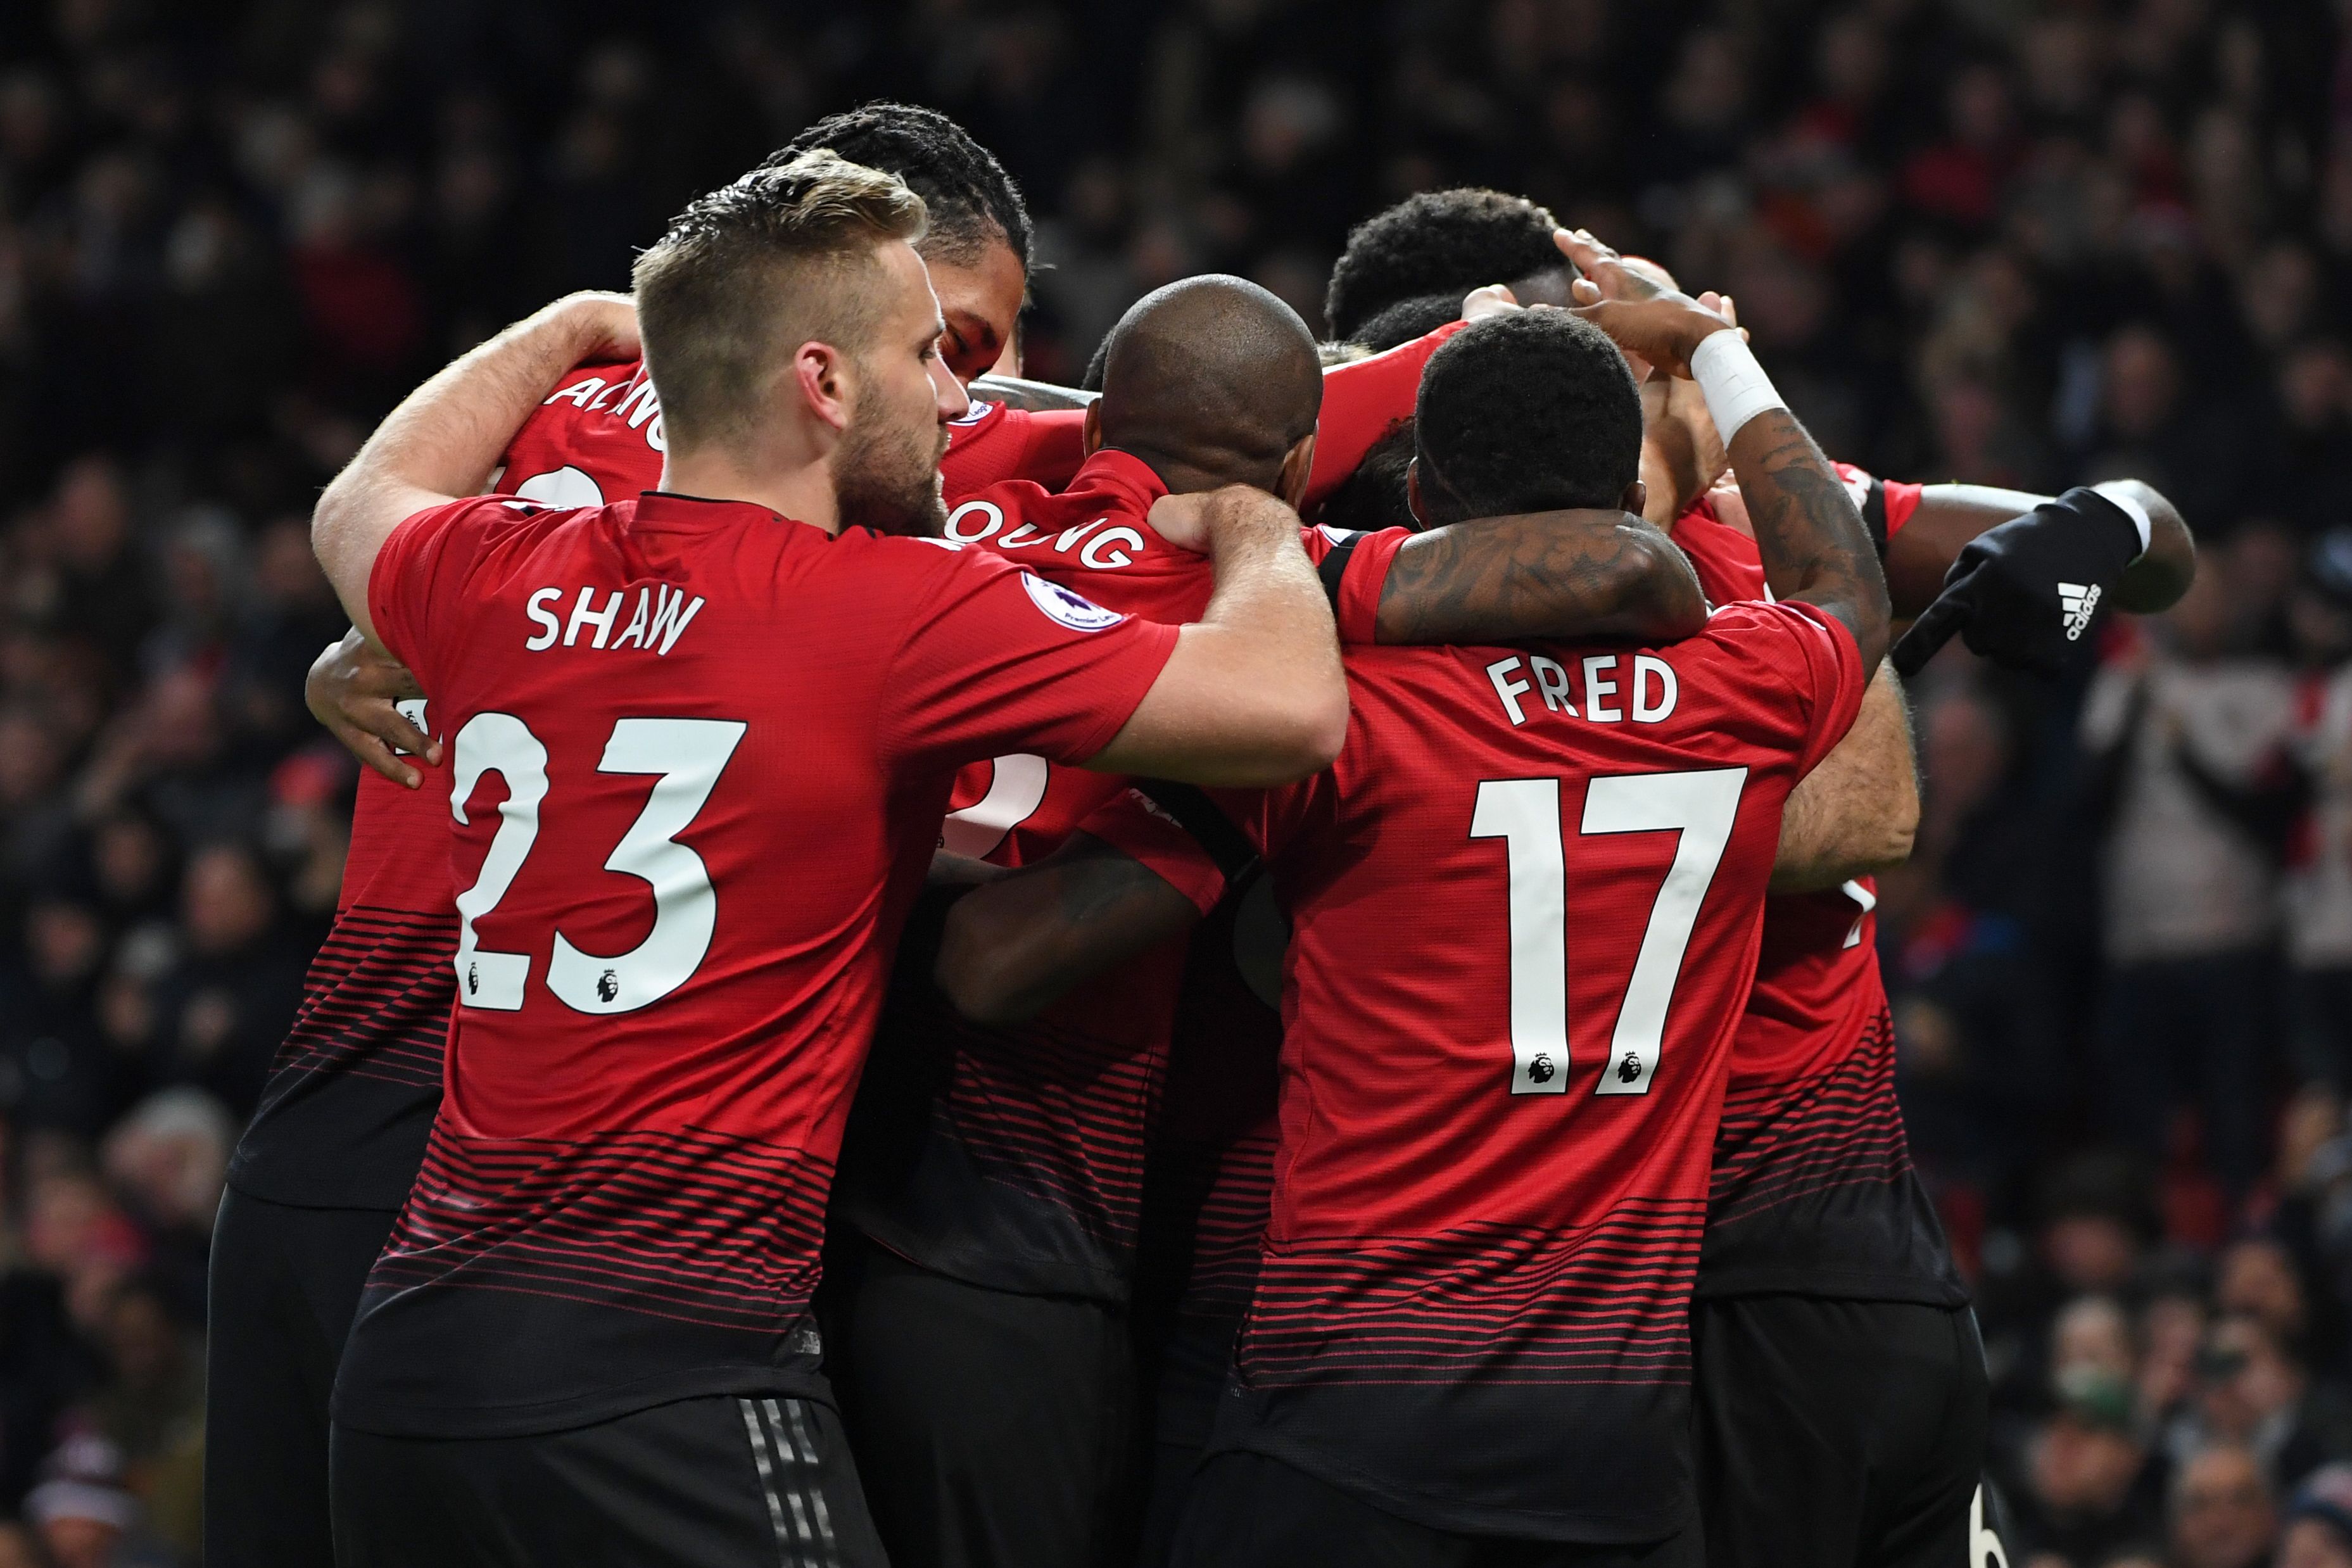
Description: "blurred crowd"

(0, 0), (2349, 1562)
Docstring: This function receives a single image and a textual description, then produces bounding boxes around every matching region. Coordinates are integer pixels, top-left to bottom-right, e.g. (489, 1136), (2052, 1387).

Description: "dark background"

(0, 1), (2348, 1563)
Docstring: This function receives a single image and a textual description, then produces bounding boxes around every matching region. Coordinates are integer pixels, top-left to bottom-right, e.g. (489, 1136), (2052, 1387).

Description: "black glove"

(1891, 487), (2146, 678)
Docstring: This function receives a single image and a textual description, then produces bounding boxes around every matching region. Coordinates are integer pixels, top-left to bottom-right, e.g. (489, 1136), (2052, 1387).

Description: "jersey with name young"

(837, 448), (1402, 1303)
(1198, 605), (1865, 1541)
(225, 743), (456, 1210)
(497, 359), (1089, 510)
(329, 491), (1178, 1439)
(1672, 470), (1964, 1307)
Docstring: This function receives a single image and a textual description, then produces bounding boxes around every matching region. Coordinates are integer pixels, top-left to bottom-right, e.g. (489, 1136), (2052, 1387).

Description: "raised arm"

(1769, 659), (1919, 892)
(1087, 486), (1348, 787)
(1560, 236), (1889, 671)
(312, 292), (637, 643)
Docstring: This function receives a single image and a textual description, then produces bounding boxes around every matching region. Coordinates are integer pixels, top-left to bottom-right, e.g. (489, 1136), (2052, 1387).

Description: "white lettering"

(1080, 528), (1146, 569)
(564, 587), (624, 648)
(586, 379), (621, 411)
(610, 588), (652, 650)
(1632, 656), (1678, 723)
(1486, 656), (1533, 726)
(648, 585), (706, 655)
(646, 415), (666, 454)
(946, 501), (1004, 543)
(524, 587), (562, 650)
(1583, 655), (1623, 722)
(997, 522), (1047, 548)
(545, 376), (603, 408)
(613, 378), (661, 429)
(1054, 519), (1106, 552)
(1529, 655), (1576, 716)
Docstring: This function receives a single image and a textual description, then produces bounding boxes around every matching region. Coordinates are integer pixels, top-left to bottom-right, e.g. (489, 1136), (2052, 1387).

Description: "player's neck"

(655, 452), (840, 535)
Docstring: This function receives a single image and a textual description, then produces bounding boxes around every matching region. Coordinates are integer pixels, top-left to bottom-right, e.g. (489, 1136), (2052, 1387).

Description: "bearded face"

(833, 362), (951, 537)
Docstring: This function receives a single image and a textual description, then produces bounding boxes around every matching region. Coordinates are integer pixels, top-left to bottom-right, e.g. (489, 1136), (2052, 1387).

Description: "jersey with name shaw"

(1185, 604), (1865, 1540)
(1670, 475), (1965, 1306)
(330, 491), (1177, 1439)
(225, 751), (456, 1210)
(837, 450), (1402, 1302)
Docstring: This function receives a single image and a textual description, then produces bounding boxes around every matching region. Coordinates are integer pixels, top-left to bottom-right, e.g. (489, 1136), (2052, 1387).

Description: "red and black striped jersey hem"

(332, 1123), (834, 1436)
(1697, 1006), (1966, 1305)
(835, 987), (1161, 1302)
(1236, 1201), (1705, 1391)
(226, 904), (455, 1209)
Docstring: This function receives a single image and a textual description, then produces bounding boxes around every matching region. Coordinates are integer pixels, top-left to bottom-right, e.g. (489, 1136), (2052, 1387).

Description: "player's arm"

(969, 373), (1097, 411)
(1088, 486), (1348, 787)
(1769, 660), (1918, 893)
(933, 833), (1204, 1025)
(311, 291), (638, 643)
(308, 628), (438, 787)
(1886, 481), (2194, 617)
(1365, 509), (1706, 645)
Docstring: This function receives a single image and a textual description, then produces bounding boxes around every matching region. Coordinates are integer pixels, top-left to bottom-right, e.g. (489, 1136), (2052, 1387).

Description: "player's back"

(1213, 599), (1863, 1541)
(332, 491), (1177, 1439)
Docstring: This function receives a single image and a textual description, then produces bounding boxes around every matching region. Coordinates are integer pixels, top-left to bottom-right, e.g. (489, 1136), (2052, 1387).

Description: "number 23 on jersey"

(448, 712), (747, 1016)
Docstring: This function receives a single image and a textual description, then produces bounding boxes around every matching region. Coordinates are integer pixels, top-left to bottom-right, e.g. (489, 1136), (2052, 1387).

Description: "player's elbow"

(1251, 682), (1350, 785)
(1615, 524), (1709, 641)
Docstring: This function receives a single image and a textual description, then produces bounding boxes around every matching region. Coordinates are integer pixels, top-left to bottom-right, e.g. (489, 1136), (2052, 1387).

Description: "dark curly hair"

(1413, 311), (1640, 523)
(1350, 291), (1466, 353)
(1324, 189), (1564, 342)
(772, 102), (1032, 270)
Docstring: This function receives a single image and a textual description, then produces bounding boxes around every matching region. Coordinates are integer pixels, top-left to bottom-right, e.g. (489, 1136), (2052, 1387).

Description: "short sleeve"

(880, 543), (1180, 770)
(367, 496), (536, 692)
(1755, 600), (1868, 775)
(1077, 788), (1231, 916)
(1302, 322), (1467, 513)
(1298, 524), (1409, 645)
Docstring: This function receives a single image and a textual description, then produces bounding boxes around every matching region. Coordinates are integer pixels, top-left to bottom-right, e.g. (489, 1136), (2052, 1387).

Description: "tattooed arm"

(1370, 509), (1706, 645)
(1724, 407), (1892, 670)
(934, 833), (1203, 1025)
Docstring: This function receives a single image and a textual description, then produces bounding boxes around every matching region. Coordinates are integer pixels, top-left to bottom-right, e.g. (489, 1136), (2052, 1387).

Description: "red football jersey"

(1671, 471), (1963, 1303)
(331, 491), (1178, 1438)
(494, 359), (1087, 509)
(1154, 604), (1864, 1538)
(227, 737), (457, 1210)
(837, 450), (1397, 1301)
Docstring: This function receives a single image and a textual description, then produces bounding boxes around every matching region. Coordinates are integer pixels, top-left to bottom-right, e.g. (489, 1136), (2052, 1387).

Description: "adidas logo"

(2059, 581), (2101, 641)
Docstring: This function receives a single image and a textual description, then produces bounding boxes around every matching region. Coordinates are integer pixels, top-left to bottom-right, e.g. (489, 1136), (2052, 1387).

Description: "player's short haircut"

(1096, 275), (1323, 491)
(1324, 189), (1564, 342)
(774, 102), (1032, 271)
(633, 151), (927, 455)
(1319, 419), (1421, 533)
(1412, 311), (1641, 524)
(1351, 291), (1464, 354)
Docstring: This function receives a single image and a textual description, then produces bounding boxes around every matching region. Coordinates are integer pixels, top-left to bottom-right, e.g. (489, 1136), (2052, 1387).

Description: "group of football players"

(201, 102), (2199, 1568)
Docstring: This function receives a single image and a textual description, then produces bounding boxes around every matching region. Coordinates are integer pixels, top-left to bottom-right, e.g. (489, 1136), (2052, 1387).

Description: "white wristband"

(2094, 484), (2155, 557)
(1688, 330), (1786, 444)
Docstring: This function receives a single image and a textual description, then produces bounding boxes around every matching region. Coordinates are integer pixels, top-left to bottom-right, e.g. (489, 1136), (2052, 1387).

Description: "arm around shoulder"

(1770, 659), (1918, 894)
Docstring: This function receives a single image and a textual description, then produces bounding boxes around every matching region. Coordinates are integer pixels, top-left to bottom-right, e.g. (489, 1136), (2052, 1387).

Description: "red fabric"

(494, 360), (1084, 507)
(1299, 321), (1467, 514)
(362, 488), (1174, 1309)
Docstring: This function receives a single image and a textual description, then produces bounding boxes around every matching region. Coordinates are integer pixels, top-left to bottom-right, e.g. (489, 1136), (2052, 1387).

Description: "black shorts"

(1691, 1296), (1990, 1568)
(823, 1235), (1138, 1568)
(331, 1393), (885, 1568)
(205, 1187), (398, 1568)
(1169, 1450), (1702, 1568)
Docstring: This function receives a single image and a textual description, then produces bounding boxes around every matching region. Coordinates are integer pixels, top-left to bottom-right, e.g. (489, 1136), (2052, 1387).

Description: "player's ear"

(1621, 478), (1648, 518)
(1082, 400), (1102, 458)
(793, 341), (852, 436)
(1276, 432), (1317, 510)
(1405, 458), (1429, 528)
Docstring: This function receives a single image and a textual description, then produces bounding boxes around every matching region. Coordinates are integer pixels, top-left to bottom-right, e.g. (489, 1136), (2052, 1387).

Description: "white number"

(448, 713), (744, 1016)
(1470, 779), (1569, 1096)
(1470, 768), (1747, 1096)
(450, 713), (548, 1010)
(547, 719), (745, 1013)
(940, 754), (1050, 858)
(510, 465), (607, 509)
(1968, 1486), (2009, 1568)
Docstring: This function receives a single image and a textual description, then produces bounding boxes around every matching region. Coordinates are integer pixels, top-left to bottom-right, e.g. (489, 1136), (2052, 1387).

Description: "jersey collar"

(629, 490), (819, 536)
(1075, 448), (1171, 517)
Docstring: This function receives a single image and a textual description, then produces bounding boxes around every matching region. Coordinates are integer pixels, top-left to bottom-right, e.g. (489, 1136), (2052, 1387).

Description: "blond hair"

(632, 150), (928, 455)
